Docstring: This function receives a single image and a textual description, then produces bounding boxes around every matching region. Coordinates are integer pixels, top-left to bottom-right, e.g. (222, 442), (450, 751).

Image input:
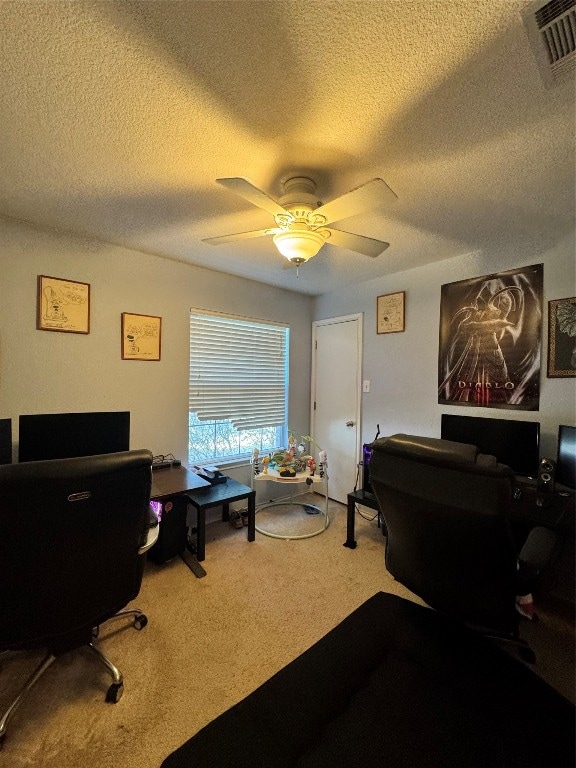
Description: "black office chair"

(369, 434), (535, 660)
(0, 449), (154, 745)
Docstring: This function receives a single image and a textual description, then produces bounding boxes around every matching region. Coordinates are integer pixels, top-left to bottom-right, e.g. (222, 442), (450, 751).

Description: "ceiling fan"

(202, 176), (397, 266)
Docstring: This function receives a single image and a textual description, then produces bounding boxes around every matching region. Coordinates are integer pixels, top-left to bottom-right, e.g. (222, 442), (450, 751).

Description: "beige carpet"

(1, 498), (573, 768)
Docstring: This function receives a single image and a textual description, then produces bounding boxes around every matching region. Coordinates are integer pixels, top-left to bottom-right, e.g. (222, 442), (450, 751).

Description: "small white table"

(252, 465), (330, 539)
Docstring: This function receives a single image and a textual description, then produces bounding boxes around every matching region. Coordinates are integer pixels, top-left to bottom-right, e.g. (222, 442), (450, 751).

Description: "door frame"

(310, 313), (363, 487)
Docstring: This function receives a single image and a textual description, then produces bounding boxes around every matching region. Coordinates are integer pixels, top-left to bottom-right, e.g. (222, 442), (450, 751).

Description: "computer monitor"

(556, 425), (576, 491)
(0, 419), (12, 464)
(18, 411), (130, 462)
(440, 413), (540, 478)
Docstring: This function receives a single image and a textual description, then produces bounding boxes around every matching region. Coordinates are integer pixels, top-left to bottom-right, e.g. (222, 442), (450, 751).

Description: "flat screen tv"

(0, 418), (11, 464)
(441, 413), (540, 478)
(556, 425), (576, 491)
(18, 411), (130, 462)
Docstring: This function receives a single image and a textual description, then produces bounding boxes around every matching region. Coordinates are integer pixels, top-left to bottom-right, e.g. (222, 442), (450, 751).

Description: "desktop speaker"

(536, 458), (556, 494)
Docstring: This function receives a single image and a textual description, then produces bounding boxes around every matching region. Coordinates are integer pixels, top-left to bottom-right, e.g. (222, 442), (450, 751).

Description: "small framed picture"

(548, 297), (576, 377)
(377, 291), (405, 334)
(121, 313), (162, 361)
(37, 275), (90, 334)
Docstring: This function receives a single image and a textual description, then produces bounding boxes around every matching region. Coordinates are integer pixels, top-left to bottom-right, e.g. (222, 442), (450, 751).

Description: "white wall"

(313, 232), (576, 463)
(2, 215), (575, 473)
(0, 217), (314, 462)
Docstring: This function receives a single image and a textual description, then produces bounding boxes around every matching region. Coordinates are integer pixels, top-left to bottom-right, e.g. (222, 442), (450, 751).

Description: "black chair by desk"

(368, 434), (537, 659)
(0, 449), (154, 746)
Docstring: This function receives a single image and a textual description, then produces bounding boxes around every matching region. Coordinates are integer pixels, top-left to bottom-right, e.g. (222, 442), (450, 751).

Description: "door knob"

(346, 421), (354, 427)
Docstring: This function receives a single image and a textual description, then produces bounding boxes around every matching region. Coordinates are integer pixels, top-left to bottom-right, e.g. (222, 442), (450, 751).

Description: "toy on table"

(252, 448), (260, 476)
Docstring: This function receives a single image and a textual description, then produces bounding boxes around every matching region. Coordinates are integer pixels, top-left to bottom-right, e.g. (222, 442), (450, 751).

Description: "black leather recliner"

(369, 434), (534, 657)
(0, 448), (154, 745)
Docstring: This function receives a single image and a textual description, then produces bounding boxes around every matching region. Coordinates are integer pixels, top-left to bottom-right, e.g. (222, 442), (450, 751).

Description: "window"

(189, 310), (289, 463)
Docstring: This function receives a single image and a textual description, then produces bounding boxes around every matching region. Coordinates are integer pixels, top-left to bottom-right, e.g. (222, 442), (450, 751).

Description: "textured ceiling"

(0, 0), (574, 296)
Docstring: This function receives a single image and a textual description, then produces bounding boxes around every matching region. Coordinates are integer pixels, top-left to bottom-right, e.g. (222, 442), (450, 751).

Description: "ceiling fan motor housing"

(278, 177), (320, 209)
(273, 176), (331, 262)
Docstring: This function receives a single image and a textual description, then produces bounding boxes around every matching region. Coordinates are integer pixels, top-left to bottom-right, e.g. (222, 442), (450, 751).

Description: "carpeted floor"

(1, 497), (574, 768)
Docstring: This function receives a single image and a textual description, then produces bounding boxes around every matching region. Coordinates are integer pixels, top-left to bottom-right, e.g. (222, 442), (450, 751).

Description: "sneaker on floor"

(229, 510), (243, 529)
(241, 510), (249, 526)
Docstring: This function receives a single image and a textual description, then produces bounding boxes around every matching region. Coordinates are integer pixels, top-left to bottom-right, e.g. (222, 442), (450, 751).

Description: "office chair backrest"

(0, 449), (152, 651)
(369, 434), (518, 634)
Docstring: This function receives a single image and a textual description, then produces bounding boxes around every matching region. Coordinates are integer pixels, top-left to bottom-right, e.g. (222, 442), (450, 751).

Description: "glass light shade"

(273, 229), (325, 264)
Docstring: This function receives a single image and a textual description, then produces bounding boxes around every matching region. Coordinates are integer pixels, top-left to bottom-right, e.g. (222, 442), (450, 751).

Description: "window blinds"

(189, 311), (288, 431)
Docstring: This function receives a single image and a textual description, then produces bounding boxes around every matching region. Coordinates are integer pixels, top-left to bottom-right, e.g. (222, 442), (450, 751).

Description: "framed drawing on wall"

(37, 275), (90, 334)
(548, 297), (576, 377)
(121, 313), (162, 361)
(377, 291), (405, 334)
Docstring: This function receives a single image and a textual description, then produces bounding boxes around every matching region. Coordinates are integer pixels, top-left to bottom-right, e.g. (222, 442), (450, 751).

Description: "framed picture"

(37, 275), (90, 333)
(548, 297), (576, 377)
(377, 291), (405, 334)
(438, 264), (543, 410)
(121, 313), (162, 361)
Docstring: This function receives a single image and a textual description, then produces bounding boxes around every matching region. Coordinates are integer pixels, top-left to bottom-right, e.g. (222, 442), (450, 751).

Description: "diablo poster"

(438, 264), (543, 410)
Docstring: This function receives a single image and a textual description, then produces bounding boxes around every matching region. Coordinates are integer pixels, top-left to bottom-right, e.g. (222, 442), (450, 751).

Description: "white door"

(311, 314), (362, 503)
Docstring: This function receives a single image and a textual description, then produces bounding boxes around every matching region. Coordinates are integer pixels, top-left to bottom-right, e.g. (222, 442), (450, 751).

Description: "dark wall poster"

(438, 264), (543, 410)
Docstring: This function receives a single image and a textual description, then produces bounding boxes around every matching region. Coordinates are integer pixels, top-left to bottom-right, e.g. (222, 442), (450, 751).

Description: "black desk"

(508, 480), (575, 529)
(150, 467), (255, 578)
(151, 464), (210, 500)
(345, 484), (575, 550)
(186, 478), (256, 564)
(344, 490), (380, 549)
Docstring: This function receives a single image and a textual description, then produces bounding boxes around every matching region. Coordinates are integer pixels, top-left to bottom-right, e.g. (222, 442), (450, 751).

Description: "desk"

(150, 467), (255, 578)
(186, 478), (256, 562)
(508, 480), (575, 529)
(344, 490), (382, 549)
(151, 465), (210, 500)
(150, 466), (211, 577)
(345, 484), (575, 550)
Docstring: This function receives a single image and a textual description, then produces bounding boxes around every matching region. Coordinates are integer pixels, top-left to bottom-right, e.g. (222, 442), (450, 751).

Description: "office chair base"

(0, 651), (57, 749)
(92, 608), (148, 638)
(0, 612), (147, 746)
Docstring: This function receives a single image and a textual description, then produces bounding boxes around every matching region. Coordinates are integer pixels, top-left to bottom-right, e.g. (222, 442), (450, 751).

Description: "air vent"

(522, 0), (576, 87)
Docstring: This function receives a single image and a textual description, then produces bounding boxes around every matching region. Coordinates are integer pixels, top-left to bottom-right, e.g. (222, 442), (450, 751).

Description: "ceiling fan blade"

(315, 178), (397, 225)
(216, 178), (287, 217)
(326, 228), (389, 258)
(202, 228), (279, 245)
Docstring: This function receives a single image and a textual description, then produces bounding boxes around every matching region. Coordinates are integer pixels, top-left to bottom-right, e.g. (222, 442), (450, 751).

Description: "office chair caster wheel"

(105, 682), (124, 703)
(133, 613), (147, 630)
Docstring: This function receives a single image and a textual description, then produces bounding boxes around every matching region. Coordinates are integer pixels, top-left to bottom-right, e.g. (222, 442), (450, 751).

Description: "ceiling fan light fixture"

(272, 229), (326, 264)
